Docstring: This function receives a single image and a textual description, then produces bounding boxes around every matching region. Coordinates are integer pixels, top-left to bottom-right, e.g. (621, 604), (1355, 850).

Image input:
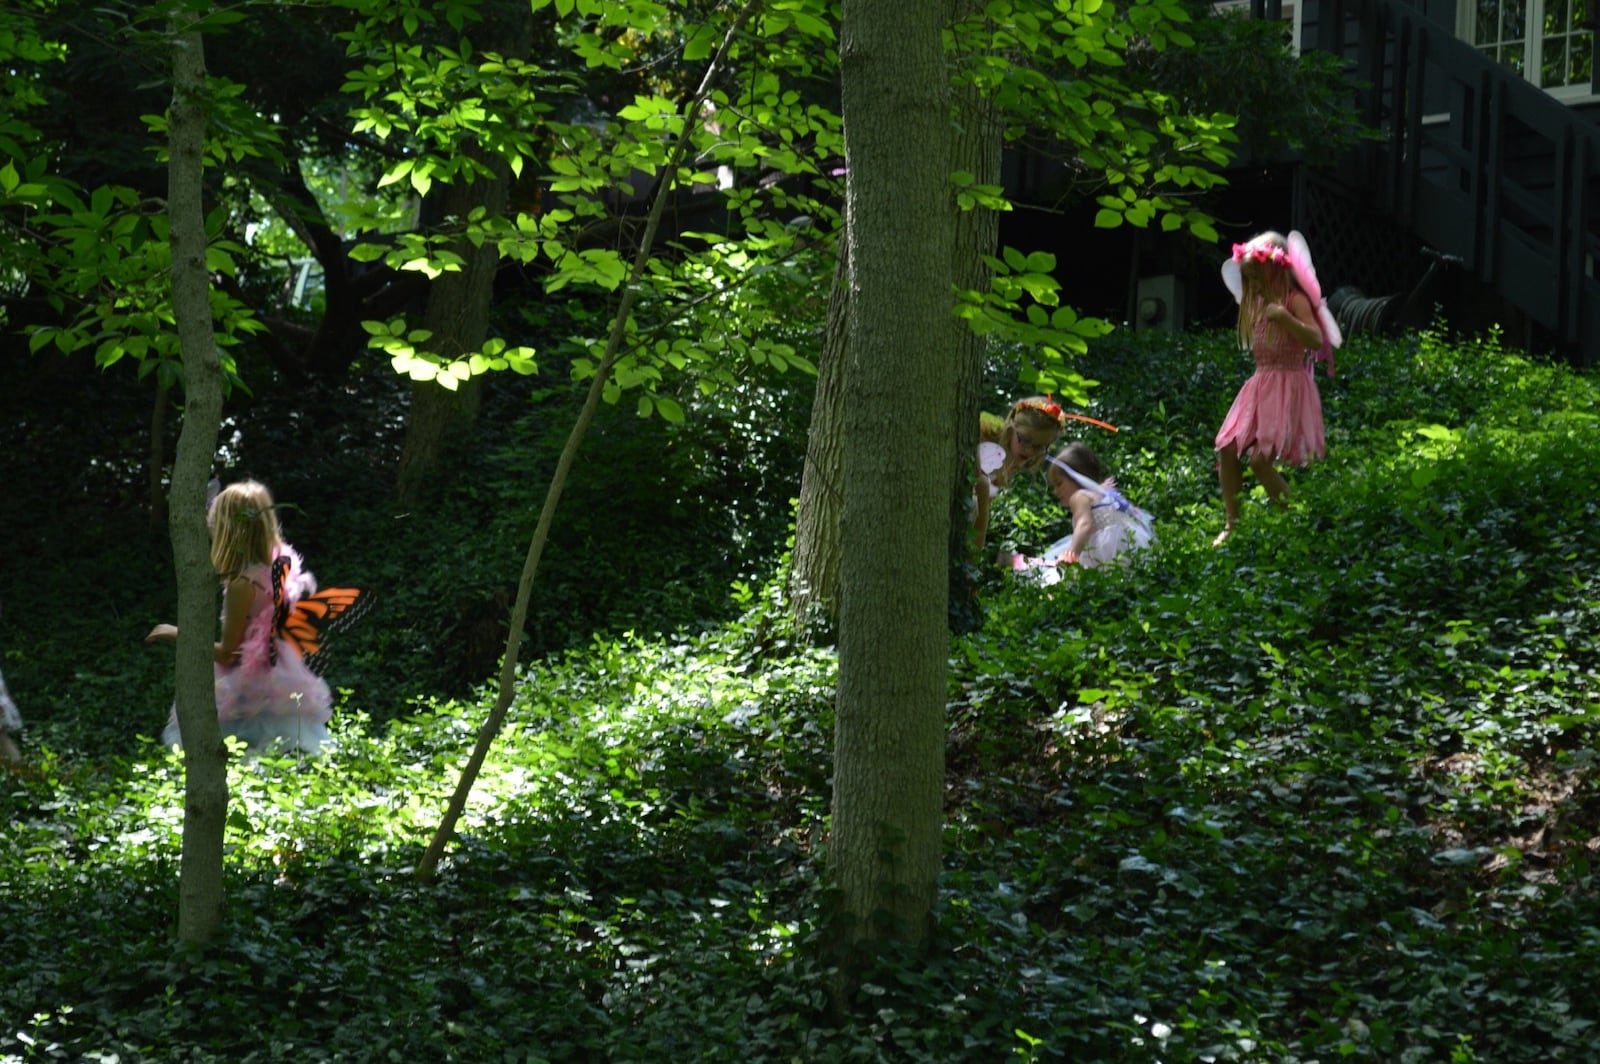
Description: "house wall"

(1003, 0), (1599, 356)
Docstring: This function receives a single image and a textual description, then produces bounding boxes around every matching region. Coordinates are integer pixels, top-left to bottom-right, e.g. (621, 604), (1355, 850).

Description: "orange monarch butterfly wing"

(268, 557), (371, 672)
(278, 588), (369, 661)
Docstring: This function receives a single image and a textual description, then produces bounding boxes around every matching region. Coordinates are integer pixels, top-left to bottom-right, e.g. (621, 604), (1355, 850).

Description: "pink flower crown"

(1232, 241), (1290, 268)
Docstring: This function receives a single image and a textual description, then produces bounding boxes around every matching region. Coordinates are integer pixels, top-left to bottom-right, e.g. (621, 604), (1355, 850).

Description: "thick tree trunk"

(788, 235), (849, 624)
(167, 25), (229, 947)
(828, 0), (954, 965)
(792, 0), (1001, 632)
(395, 156), (506, 505)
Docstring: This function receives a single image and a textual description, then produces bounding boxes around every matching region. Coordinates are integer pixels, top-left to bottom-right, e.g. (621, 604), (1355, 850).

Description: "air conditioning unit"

(1135, 274), (1185, 332)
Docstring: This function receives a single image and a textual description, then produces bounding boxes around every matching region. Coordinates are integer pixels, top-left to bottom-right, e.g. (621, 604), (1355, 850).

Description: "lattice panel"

(1301, 175), (1420, 298)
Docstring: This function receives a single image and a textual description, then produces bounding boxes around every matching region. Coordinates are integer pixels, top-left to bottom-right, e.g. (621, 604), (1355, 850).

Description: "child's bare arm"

(1266, 292), (1323, 348)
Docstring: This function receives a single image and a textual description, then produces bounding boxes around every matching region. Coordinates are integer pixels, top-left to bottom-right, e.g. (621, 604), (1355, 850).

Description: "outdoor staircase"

(1304, 0), (1600, 363)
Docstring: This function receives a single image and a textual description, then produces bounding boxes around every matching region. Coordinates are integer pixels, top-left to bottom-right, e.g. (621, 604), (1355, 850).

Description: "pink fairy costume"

(1214, 231), (1343, 465)
(161, 544), (332, 754)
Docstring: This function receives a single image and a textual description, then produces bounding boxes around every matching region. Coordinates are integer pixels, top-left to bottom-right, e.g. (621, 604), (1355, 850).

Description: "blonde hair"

(1234, 231), (1302, 350)
(979, 396), (1066, 475)
(207, 480), (283, 580)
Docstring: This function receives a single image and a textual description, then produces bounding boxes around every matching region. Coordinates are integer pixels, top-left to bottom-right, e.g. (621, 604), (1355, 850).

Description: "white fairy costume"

(1013, 461), (1155, 586)
(0, 669), (21, 736)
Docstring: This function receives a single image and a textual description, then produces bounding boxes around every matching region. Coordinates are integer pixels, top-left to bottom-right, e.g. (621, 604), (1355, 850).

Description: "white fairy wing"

(978, 441), (1005, 476)
(1220, 258), (1243, 305)
(1316, 302), (1343, 350)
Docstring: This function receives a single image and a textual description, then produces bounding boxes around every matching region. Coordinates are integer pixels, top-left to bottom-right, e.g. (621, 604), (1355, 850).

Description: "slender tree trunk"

(828, 0), (954, 968)
(415, 2), (761, 881)
(167, 24), (229, 947)
(788, 234), (849, 624)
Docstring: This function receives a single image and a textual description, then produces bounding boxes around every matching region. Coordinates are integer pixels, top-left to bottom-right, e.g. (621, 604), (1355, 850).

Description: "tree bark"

(828, 0), (955, 966)
(788, 233), (849, 624)
(792, 0), (1001, 631)
(167, 24), (229, 948)
(395, 153), (508, 505)
(946, 0), (1003, 629)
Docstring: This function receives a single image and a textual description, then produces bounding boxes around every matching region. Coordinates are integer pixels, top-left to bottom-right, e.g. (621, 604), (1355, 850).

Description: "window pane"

(1504, 0), (1527, 40)
(1479, 0), (1501, 42)
(1542, 36), (1568, 85)
(1545, 0), (1568, 34)
(1572, 32), (1594, 83)
(1505, 40), (1526, 76)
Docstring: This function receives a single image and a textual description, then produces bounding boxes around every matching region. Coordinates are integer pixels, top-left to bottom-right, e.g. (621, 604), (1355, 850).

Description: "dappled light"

(7, 322), (1599, 1058)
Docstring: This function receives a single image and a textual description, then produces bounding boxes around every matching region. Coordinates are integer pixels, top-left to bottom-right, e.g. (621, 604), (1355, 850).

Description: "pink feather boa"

(235, 544), (318, 674)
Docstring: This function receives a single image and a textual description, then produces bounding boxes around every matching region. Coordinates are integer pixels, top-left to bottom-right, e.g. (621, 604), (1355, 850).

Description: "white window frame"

(1457, 0), (1597, 103)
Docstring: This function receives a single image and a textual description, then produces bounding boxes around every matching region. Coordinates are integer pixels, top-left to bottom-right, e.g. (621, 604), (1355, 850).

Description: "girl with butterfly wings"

(1005, 443), (1155, 585)
(145, 480), (367, 754)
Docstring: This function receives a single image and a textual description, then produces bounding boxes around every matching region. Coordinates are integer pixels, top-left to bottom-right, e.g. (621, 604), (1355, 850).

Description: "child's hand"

(144, 624), (177, 644)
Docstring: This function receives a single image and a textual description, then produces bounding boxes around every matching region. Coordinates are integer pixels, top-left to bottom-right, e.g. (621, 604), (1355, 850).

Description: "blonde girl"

(145, 480), (334, 753)
(1213, 230), (1342, 545)
(973, 395), (1068, 552)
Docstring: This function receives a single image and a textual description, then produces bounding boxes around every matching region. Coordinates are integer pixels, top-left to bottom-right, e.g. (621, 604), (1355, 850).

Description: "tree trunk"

(788, 234), (849, 624)
(167, 24), (229, 948)
(395, 154), (507, 505)
(792, 0), (1002, 632)
(828, 0), (954, 967)
(946, 0), (1003, 631)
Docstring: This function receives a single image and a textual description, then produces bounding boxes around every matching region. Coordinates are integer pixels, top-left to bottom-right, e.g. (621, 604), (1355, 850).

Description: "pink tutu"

(161, 548), (333, 754)
(1214, 321), (1325, 466)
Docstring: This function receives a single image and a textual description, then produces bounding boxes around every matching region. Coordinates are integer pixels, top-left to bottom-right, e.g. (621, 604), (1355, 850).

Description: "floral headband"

(1232, 241), (1290, 268)
(1011, 397), (1123, 434)
(1013, 396), (1066, 425)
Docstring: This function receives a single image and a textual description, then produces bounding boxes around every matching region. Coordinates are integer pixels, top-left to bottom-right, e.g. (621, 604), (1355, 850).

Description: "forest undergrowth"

(2, 325), (1598, 1062)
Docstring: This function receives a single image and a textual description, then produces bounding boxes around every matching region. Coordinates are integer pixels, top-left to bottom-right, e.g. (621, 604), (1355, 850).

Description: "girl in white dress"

(1008, 443), (1155, 585)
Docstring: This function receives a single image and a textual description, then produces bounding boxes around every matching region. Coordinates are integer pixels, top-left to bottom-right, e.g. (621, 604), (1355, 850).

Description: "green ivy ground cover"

(2, 326), (1597, 1061)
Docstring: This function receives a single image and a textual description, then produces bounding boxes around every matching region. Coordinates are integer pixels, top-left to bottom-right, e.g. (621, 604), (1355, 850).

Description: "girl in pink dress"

(1213, 230), (1342, 546)
(145, 480), (334, 754)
